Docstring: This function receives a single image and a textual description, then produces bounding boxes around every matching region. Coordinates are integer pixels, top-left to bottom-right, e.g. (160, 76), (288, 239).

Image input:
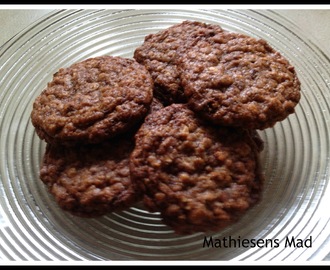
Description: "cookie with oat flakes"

(31, 55), (153, 145)
(130, 104), (263, 234)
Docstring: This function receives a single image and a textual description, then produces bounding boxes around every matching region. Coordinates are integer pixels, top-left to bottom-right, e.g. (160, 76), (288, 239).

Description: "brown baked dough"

(39, 135), (140, 217)
(130, 104), (263, 234)
(31, 55), (153, 145)
(134, 20), (223, 105)
(179, 31), (301, 129)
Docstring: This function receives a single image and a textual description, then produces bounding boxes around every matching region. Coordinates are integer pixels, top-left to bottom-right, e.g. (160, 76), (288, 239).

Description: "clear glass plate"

(0, 9), (329, 261)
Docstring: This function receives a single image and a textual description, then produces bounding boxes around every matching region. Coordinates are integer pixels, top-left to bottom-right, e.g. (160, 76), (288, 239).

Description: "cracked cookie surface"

(31, 55), (153, 145)
(179, 31), (301, 129)
(134, 20), (223, 105)
(40, 135), (139, 217)
(130, 104), (263, 234)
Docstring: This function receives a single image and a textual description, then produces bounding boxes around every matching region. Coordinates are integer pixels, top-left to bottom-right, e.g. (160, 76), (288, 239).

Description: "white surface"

(0, 9), (53, 47)
(0, 9), (330, 58)
(276, 9), (330, 58)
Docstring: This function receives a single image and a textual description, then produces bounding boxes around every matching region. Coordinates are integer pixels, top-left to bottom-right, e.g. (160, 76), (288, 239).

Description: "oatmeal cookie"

(134, 20), (223, 105)
(179, 31), (301, 129)
(39, 135), (139, 217)
(31, 55), (153, 145)
(130, 104), (263, 234)
(149, 97), (165, 114)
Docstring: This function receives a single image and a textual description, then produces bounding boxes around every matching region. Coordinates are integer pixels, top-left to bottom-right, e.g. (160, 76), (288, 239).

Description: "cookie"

(179, 31), (301, 129)
(39, 135), (140, 217)
(148, 97), (165, 114)
(130, 104), (263, 234)
(134, 20), (223, 105)
(31, 55), (153, 145)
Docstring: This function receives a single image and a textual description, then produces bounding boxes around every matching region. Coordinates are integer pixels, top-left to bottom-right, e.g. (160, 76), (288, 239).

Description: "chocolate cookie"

(130, 104), (263, 234)
(179, 31), (301, 129)
(134, 20), (223, 105)
(31, 55), (153, 145)
(39, 135), (140, 217)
